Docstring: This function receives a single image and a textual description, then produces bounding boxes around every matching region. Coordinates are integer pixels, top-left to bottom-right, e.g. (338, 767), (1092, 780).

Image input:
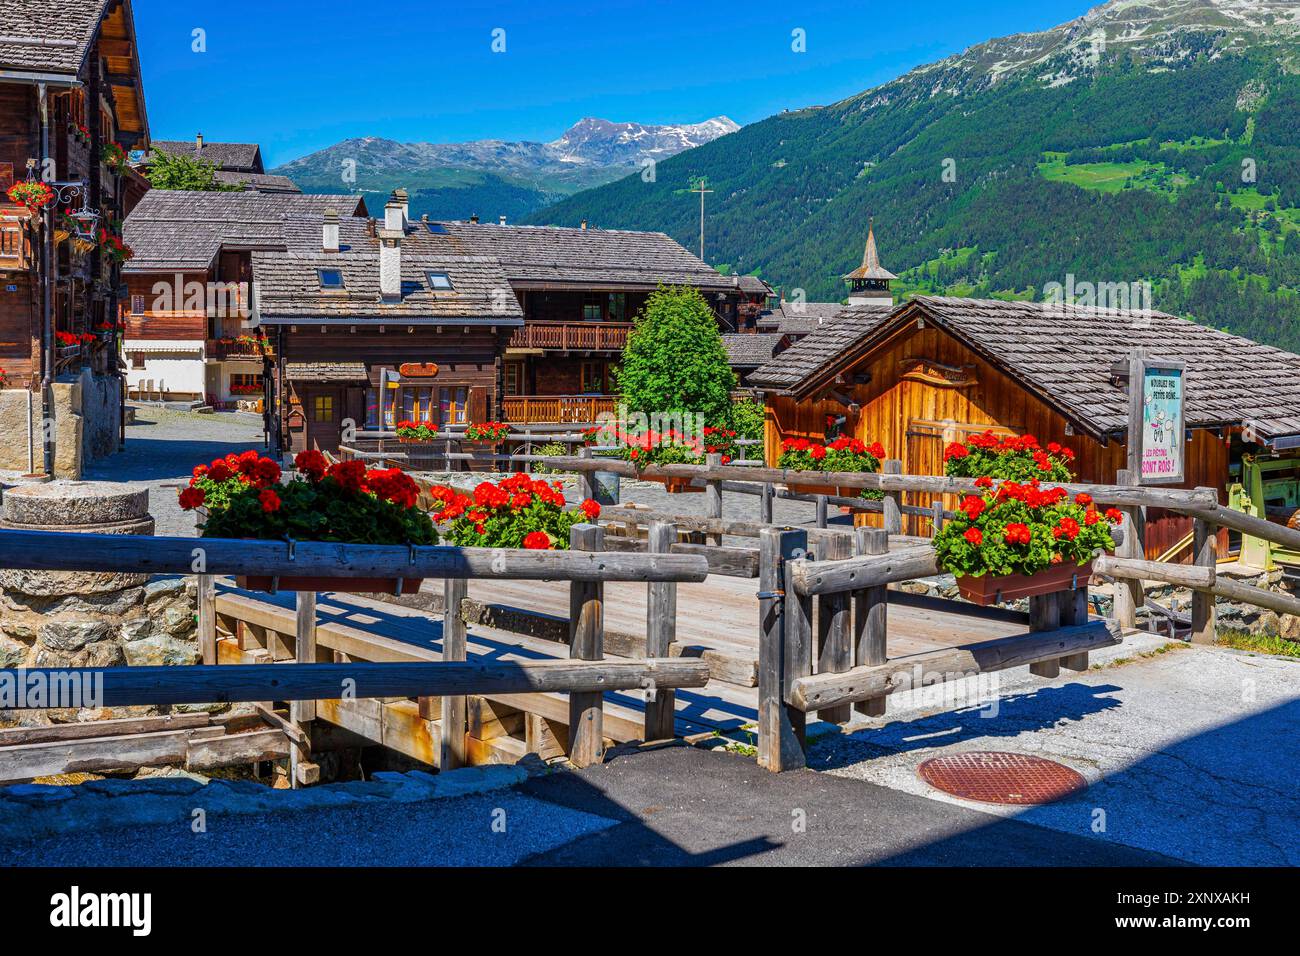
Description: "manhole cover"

(917, 752), (1087, 806)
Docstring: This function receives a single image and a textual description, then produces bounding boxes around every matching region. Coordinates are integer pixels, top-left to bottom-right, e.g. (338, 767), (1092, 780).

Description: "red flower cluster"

(258, 489), (281, 513)
(366, 467), (421, 509)
(945, 430), (1076, 483)
(1003, 522), (1033, 545)
(294, 449), (328, 482)
(430, 473), (599, 548)
(523, 531), (551, 550)
(180, 450), (282, 512)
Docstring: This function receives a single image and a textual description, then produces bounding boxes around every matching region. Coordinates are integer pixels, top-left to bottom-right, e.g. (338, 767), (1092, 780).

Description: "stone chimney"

(195, 132), (203, 150)
(379, 194), (404, 303)
(498, 215), (507, 226)
(322, 207), (339, 253)
(394, 188), (409, 228)
(469, 214), (479, 224)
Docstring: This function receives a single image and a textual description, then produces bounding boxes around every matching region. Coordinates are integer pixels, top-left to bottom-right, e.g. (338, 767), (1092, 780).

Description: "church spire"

(843, 217), (896, 307)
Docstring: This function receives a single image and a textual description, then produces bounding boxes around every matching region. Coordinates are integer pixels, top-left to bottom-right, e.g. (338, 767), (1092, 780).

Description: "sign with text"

(399, 363), (439, 378)
(1132, 356), (1186, 485)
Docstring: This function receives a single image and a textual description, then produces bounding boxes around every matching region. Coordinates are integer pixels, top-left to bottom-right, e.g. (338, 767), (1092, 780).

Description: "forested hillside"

(527, 4), (1300, 352)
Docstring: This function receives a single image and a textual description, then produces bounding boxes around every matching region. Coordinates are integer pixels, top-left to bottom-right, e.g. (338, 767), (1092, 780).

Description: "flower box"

(957, 560), (1094, 607)
(235, 575), (424, 595)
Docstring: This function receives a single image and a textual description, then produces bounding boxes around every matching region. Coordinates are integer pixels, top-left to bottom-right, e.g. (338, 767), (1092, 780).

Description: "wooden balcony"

(206, 338), (267, 361)
(508, 321), (631, 352)
(0, 213), (32, 271)
(123, 312), (207, 340)
(502, 394), (617, 425)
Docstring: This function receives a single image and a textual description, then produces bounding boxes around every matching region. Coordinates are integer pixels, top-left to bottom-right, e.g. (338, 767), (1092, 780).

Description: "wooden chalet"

(435, 217), (743, 427)
(0, 0), (150, 475)
(751, 294), (1300, 560)
(139, 134), (302, 194)
(252, 193), (523, 455)
(120, 189), (365, 405)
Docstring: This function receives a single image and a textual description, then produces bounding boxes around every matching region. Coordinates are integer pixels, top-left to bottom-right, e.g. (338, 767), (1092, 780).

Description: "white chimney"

(394, 188), (409, 229)
(195, 132), (203, 150)
(580, 219), (588, 230)
(498, 215), (507, 226)
(322, 207), (339, 253)
(379, 195), (404, 302)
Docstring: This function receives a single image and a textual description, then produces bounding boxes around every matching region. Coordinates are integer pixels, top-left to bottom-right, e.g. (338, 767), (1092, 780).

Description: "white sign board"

(1130, 355), (1186, 485)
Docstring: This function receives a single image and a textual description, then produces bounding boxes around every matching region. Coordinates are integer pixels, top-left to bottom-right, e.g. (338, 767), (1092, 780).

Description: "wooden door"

(304, 387), (343, 453)
(904, 419), (1020, 536)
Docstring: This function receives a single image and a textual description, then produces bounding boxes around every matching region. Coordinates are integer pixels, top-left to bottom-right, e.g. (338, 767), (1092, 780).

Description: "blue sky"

(135, 0), (1095, 168)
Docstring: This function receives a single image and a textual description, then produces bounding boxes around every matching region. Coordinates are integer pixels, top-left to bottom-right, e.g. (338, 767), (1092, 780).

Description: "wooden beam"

(789, 620), (1122, 712)
(853, 527), (889, 717)
(0, 726), (225, 783)
(0, 530), (709, 583)
(644, 521), (677, 742)
(0, 659), (712, 709)
(1093, 554), (1215, 589)
(440, 576), (468, 771)
(815, 533), (853, 724)
(756, 529), (808, 772)
(197, 574), (217, 665)
(791, 545), (940, 596)
(1027, 592), (1062, 679)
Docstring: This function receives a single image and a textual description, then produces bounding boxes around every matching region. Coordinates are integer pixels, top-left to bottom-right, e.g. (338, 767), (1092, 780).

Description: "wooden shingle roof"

(755, 301), (850, 335)
(754, 295), (1300, 443)
(145, 140), (263, 172)
(434, 221), (735, 291)
(212, 170), (301, 194)
(122, 190), (364, 273)
(252, 216), (523, 324)
(0, 0), (108, 74)
(723, 333), (788, 368)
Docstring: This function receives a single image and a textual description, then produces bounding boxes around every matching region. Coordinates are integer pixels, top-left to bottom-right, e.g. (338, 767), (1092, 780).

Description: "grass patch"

(1091, 642), (1188, 669)
(1037, 152), (1187, 198)
(1215, 628), (1300, 659)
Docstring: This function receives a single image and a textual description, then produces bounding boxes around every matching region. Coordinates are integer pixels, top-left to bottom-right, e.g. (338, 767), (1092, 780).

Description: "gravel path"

(85, 407), (268, 537)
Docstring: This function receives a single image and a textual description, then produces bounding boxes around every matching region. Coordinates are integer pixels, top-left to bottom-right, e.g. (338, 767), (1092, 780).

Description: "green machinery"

(1227, 454), (1300, 571)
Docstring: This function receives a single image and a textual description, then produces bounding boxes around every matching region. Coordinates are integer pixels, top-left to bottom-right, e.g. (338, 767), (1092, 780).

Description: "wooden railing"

(502, 394), (617, 424)
(0, 528), (710, 780)
(508, 321), (632, 351)
(0, 217), (30, 270)
(206, 338), (266, 361)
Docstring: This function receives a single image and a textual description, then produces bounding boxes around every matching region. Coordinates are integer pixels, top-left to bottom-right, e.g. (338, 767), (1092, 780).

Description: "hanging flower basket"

(6, 181), (54, 211)
(180, 450), (437, 595)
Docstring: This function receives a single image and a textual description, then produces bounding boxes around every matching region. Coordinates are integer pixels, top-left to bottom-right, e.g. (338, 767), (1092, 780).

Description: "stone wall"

(0, 481), (199, 725)
(0, 388), (40, 474)
(0, 371), (120, 479)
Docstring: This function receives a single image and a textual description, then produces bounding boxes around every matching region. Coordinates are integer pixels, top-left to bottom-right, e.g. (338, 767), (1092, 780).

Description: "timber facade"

(0, 0), (149, 476)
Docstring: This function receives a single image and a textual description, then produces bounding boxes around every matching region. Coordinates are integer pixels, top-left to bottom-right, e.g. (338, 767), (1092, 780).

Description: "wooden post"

(760, 482), (774, 525)
(1112, 468), (1145, 629)
(1027, 591), (1062, 678)
(757, 527), (807, 771)
(815, 494), (828, 529)
(196, 574), (217, 666)
(578, 446), (595, 501)
(853, 527), (889, 717)
(1191, 512), (1217, 645)
(1059, 586), (1091, 671)
(568, 523), (605, 767)
(439, 576), (468, 771)
(289, 590), (319, 788)
(644, 520), (677, 742)
(705, 453), (723, 545)
(815, 533), (853, 724)
(882, 459), (903, 535)
(931, 501), (945, 537)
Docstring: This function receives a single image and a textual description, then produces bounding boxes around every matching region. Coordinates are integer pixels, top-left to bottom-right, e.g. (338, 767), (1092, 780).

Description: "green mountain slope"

(526, 0), (1300, 351)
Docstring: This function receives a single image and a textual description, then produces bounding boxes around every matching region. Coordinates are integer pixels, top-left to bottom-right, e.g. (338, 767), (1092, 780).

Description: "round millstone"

(1, 480), (154, 596)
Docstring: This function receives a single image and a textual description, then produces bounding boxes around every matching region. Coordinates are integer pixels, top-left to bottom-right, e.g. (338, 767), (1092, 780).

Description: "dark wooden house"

(0, 0), (149, 475)
(750, 295), (1300, 560)
(253, 194), (523, 454)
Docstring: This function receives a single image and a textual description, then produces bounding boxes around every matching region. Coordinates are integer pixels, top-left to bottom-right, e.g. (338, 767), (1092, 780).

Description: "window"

(313, 395), (334, 422)
(503, 361), (524, 396)
(365, 387), (379, 429)
(440, 386), (468, 425)
(607, 292), (626, 323)
(131, 352), (145, 370)
(230, 373), (262, 395)
(318, 269), (344, 290)
(582, 294), (603, 322)
(581, 361), (606, 394)
(426, 271), (454, 290)
(130, 295), (145, 315)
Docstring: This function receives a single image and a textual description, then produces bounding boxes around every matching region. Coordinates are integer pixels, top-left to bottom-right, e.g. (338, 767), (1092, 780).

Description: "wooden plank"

(815, 533), (853, 724)
(1060, 587), (1091, 672)
(792, 545), (940, 596)
(0, 659), (712, 709)
(854, 527), (889, 717)
(568, 523), (605, 768)
(790, 620), (1122, 712)
(0, 530), (709, 583)
(0, 712), (210, 746)
(187, 728), (292, 770)
(644, 521), (677, 742)
(467, 696), (525, 741)
(440, 576), (469, 771)
(598, 535), (759, 578)
(1191, 513), (1217, 645)
(882, 459), (903, 535)
(1094, 554), (1215, 589)
(0, 726), (225, 783)
(1112, 469), (1144, 628)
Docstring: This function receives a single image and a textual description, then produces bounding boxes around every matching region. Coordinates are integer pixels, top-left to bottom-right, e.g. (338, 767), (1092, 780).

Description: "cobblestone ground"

(85, 411), (833, 537)
(84, 406), (269, 537)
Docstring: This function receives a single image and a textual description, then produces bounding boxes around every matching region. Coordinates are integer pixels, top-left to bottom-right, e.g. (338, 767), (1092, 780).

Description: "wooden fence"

(0, 527), (710, 784)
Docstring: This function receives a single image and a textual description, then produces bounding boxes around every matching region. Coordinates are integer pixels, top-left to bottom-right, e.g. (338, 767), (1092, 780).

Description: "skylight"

(318, 268), (344, 289)
(426, 271), (454, 290)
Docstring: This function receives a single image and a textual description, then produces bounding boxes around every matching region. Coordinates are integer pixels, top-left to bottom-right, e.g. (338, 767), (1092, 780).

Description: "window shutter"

(468, 386), (488, 424)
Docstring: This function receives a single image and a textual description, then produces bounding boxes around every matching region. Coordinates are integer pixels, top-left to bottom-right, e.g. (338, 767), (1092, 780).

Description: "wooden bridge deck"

(217, 572), (1031, 747)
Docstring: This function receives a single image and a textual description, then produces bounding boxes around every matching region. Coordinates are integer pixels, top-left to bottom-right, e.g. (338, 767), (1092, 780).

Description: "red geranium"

(258, 489), (281, 513)
(523, 531), (552, 550)
(964, 527), (983, 546)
